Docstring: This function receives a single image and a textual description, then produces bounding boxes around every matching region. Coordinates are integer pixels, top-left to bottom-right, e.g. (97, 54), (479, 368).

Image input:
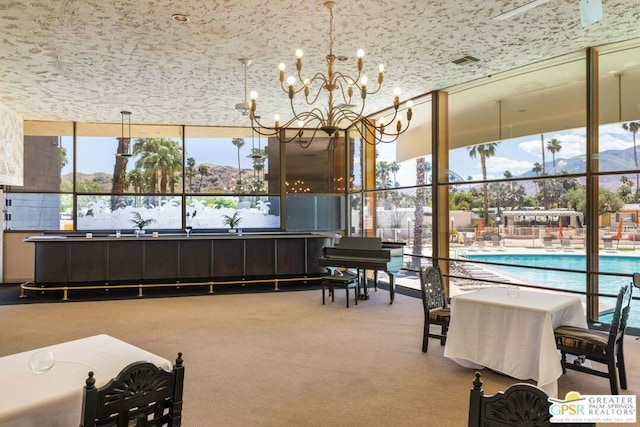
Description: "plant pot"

(228, 228), (236, 234)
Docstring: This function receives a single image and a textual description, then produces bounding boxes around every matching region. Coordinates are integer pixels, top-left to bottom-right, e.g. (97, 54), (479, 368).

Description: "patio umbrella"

(558, 219), (563, 238)
(476, 222), (482, 238)
(636, 210), (639, 226)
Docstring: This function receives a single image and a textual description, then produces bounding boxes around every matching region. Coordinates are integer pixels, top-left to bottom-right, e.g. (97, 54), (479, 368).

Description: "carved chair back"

(80, 352), (184, 427)
(420, 266), (447, 311)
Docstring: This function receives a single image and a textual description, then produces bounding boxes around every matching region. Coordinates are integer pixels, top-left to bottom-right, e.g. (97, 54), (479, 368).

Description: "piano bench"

(322, 275), (358, 308)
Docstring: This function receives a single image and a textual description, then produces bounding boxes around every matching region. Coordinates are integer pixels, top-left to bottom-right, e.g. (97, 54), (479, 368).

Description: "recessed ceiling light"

(171, 14), (190, 23)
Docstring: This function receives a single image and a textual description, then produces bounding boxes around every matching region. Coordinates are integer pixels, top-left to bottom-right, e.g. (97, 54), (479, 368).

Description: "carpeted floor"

(0, 288), (637, 426)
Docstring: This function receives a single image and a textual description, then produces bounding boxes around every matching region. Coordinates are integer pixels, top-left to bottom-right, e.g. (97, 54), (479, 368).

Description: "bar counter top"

(25, 232), (334, 288)
(25, 231), (335, 242)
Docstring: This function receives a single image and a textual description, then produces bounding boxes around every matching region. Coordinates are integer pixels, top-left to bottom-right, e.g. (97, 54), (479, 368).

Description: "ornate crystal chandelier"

(249, 1), (413, 146)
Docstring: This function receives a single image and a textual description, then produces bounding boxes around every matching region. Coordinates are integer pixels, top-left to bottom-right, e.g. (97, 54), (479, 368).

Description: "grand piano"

(317, 236), (405, 304)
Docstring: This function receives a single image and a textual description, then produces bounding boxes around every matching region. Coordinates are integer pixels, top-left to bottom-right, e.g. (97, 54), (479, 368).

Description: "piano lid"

(335, 236), (382, 250)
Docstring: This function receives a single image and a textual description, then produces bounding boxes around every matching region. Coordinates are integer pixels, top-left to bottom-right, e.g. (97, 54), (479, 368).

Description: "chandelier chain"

(328, 3), (334, 57)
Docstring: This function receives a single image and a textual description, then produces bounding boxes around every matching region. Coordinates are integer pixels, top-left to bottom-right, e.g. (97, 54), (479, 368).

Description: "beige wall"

(2, 232), (38, 283)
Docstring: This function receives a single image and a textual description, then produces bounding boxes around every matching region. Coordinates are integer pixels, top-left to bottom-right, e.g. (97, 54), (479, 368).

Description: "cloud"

(485, 156), (535, 178)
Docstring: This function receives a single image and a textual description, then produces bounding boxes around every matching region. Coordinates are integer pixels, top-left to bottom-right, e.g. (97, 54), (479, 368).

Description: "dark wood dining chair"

(554, 284), (632, 394)
(80, 352), (184, 427)
(468, 372), (595, 427)
(419, 266), (450, 352)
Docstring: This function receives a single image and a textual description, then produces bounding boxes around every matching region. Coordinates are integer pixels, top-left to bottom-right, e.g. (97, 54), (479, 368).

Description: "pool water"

(466, 254), (640, 327)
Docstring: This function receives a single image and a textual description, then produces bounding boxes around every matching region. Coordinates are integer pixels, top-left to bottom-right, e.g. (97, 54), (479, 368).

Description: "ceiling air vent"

(452, 55), (480, 66)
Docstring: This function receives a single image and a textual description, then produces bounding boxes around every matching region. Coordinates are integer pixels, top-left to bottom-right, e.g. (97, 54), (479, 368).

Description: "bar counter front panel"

(28, 233), (332, 286)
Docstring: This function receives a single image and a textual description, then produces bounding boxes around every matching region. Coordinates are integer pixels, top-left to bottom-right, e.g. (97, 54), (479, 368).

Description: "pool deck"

(396, 240), (639, 298)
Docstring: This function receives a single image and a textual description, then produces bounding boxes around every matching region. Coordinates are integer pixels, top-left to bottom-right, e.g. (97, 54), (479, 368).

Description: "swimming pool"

(465, 253), (639, 327)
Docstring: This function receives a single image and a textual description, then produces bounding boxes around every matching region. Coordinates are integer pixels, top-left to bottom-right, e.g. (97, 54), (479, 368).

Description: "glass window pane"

(375, 139), (432, 189)
(76, 136), (184, 195)
(185, 195), (280, 229)
(75, 136), (118, 194)
(76, 195), (183, 231)
(18, 136), (69, 192)
(4, 193), (67, 231)
(185, 136), (272, 194)
(285, 195), (344, 231)
(450, 130), (586, 186)
(285, 136), (344, 194)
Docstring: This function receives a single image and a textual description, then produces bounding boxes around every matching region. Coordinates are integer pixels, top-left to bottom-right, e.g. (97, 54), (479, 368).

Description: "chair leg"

(440, 325), (447, 346)
(560, 351), (567, 374)
(607, 356), (620, 395)
(617, 345), (627, 390)
(353, 286), (358, 306)
(422, 319), (429, 353)
(322, 285), (326, 305)
(345, 287), (349, 308)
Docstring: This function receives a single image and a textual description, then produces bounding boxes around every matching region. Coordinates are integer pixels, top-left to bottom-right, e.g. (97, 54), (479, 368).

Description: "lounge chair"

(477, 239), (490, 251)
(561, 237), (573, 252)
(491, 236), (505, 251)
(543, 236), (556, 252)
(603, 237), (617, 252)
(463, 236), (477, 251)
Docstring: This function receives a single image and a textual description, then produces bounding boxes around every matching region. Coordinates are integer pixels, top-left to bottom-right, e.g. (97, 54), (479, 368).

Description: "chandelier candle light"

(249, 1), (412, 146)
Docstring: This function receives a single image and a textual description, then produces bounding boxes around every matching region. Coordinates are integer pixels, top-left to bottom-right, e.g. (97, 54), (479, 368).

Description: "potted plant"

(130, 211), (156, 237)
(222, 211), (242, 233)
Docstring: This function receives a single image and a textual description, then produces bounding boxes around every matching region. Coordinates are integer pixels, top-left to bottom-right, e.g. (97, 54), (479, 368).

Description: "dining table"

(0, 334), (172, 427)
(444, 286), (587, 398)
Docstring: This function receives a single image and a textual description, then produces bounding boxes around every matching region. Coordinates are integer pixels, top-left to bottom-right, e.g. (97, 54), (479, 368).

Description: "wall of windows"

(5, 124), (351, 234)
(342, 39), (640, 329)
(441, 40), (640, 328)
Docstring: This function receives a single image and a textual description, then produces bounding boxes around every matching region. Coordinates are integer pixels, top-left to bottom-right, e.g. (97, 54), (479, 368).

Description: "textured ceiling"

(0, 0), (639, 128)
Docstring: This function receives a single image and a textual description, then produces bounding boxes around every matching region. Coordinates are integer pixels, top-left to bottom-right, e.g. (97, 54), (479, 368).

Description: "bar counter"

(24, 232), (333, 291)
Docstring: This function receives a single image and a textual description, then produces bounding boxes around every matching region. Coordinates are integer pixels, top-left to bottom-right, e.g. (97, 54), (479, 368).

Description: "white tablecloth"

(0, 334), (172, 427)
(444, 287), (587, 397)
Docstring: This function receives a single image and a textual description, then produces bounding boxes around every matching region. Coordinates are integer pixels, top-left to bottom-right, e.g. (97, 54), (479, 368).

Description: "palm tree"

(389, 161), (400, 187)
(468, 142), (499, 225)
(622, 121), (640, 202)
(532, 162), (543, 195)
(546, 138), (562, 170)
(540, 135), (546, 175)
(376, 160), (392, 189)
(540, 135), (549, 208)
(186, 157), (197, 192)
(134, 138), (182, 200)
(412, 157), (431, 269)
(231, 138), (245, 187)
(247, 148), (267, 192)
(532, 162), (542, 176)
(110, 136), (132, 211)
(126, 168), (145, 207)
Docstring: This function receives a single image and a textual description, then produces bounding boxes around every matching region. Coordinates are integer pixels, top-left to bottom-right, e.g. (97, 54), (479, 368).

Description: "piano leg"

(358, 269), (369, 300)
(388, 272), (395, 304)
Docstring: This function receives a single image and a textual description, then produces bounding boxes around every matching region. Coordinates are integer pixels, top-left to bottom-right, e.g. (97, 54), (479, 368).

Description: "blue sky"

(62, 136), (256, 175)
(377, 122), (635, 185)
